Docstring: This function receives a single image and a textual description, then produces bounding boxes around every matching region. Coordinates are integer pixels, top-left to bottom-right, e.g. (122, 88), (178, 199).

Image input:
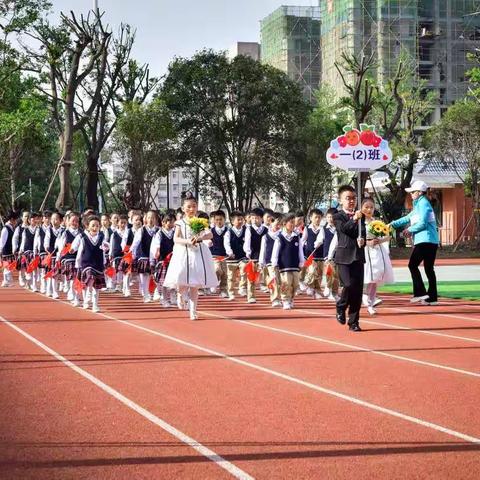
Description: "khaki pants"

(304, 259), (323, 293)
(227, 261), (247, 297)
(280, 271), (300, 303)
(214, 259), (227, 294)
(324, 260), (339, 294)
(299, 266), (306, 284)
(266, 265), (280, 303)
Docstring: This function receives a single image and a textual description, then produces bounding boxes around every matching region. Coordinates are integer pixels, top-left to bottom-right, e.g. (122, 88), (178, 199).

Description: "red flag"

(268, 277), (276, 291)
(325, 263), (333, 277)
(163, 252), (173, 268)
(245, 261), (260, 283)
(26, 256), (40, 273)
(73, 277), (84, 294)
(122, 250), (133, 265)
(214, 256), (227, 262)
(105, 266), (116, 278)
(304, 254), (314, 268)
(7, 260), (17, 271)
(44, 270), (55, 279)
(60, 243), (72, 257)
(42, 252), (53, 268)
(21, 255), (27, 264)
(148, 275), (156, 295)
(123, 245), (130, 253)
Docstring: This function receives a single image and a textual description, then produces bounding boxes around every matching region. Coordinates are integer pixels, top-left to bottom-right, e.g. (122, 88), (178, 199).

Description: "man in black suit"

(333, 185), (366, 332)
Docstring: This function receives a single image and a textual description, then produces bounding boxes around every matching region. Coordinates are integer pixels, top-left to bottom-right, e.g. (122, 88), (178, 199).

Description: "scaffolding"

(320, 0), (480, 121)
(260, 6), (321, 103)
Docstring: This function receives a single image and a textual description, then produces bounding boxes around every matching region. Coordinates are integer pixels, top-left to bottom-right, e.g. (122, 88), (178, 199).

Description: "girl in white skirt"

(163, 192), (218, 320)
(362, 198), (394, 315)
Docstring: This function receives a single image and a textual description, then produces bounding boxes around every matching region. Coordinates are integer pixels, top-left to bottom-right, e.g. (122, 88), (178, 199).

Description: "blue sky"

(50, 0), (316, 77)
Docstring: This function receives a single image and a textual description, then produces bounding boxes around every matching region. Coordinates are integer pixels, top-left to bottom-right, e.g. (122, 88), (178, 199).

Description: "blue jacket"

(391, 195), (439, 245)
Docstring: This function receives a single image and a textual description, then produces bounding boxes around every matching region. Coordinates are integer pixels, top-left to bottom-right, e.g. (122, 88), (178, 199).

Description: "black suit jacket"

(333, 211), (366, 265)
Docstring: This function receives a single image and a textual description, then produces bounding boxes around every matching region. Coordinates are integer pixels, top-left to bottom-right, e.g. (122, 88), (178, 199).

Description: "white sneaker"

(63, 283), (69, 293)
(52, 292), (59, 300)
(92, 305), (100, 313)
(227, 295), (235, 301)
(238, 288), (247, 297)
(260, 286), (269, 293)
(272, 300), (282, 308)
(67, 291), (74, 301)
(115, 284), (122, 292)
(299, 282), (307, 292)
(143, 295), (152, 304)
(31, 286), (37, 293)
(161, 300), (171, 308)
(124, 289), (131, 298)
(323, 287), (331, 298)
(40, 286), (46, 294)
(362, 294), (369, 306)
(420, 299), (439, 306)
(72, 299), (80, 307)
(19, 278), (25, 287)
(373, 297), (383, 307)
(210, 287), (217, 294)
(283, 301), (292, 310)
(153, 290), (161, 301)
(410, 295), (429, 303)
(220, 291), (229, 298)
(306, 287), (314, 296)
(247, 298), (257, 304)
(82, 302), (89, 310)
(327, 294), (336, 301)
(314, 293), (323, 300)
(367, 306), (377, 315)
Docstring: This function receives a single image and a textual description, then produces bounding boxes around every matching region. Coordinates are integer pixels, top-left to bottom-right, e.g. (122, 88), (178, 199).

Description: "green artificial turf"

(379, 281), (480, 301)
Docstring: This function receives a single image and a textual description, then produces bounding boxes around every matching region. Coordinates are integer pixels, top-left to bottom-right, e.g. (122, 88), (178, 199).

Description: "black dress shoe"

(349, 323), (362, 332)
(336, 310), (346, 325)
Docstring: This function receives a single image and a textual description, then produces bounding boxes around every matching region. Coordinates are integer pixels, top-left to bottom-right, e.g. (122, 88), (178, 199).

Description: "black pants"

(337, 261), (364, 325)
(408, 242), (438, 302)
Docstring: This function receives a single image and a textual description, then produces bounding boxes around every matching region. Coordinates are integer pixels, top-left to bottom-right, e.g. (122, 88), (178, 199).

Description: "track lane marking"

(0, 315), (254, 480)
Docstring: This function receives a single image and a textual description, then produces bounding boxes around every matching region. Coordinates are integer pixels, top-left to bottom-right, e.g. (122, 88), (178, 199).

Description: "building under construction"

(260, 6), (321, 103)
(320, 0), (480, 121)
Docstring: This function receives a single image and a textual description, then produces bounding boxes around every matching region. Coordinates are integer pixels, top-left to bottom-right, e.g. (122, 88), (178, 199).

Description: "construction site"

(319, 0), (480, 121)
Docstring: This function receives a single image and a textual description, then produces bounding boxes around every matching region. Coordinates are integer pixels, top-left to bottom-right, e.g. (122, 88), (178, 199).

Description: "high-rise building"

(320, 0), (480, 121)
(228, 42), (261, 61)
(260, 6), (321, 103)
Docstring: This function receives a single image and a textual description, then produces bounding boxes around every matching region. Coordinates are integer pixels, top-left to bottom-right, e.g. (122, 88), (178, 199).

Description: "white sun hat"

(405, 180), (428, 193)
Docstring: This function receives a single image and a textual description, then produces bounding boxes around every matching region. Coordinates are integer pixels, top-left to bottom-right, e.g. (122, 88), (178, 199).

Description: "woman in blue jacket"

(390, 180), (439, 305)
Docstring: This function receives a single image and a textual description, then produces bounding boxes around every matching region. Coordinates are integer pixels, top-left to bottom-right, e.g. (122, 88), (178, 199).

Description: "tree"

(272, 88), (347, 213)
(428, 100), (480, 244)
(112, 98), (175, 210)
(161, 50), (307, 214)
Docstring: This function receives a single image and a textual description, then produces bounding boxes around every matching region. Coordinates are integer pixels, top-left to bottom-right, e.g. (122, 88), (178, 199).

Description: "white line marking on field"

(0, 315), (254, 480)
(198, 311), (480, 378)
(297, 308), (480, 345)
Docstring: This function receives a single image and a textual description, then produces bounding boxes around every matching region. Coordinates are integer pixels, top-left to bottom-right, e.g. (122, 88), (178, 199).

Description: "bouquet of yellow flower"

(367, 220), (390, 238)
(189, 217), (209, 235)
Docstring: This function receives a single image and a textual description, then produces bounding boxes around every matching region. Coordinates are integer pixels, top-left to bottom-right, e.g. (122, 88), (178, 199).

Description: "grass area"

(379, 281), (480, 301)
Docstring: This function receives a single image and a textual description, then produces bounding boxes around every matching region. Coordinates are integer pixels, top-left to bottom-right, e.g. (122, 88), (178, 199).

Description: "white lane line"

(198, 311), (480, 379)
(57, 308), (480, 445)
(386, 306), (480, 324)
(297, 308), (480, 345)
(0, 315), (254, 480)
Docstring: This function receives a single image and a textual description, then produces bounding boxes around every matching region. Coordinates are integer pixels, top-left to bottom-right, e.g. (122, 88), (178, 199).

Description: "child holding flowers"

(362, 198), (394, 315)
(163, 192), (218, 320)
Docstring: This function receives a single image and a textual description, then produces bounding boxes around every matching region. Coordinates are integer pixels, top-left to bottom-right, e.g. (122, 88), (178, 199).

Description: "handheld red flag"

(325, 262), (334, 277)
(304, 254), (314, 268)
(214, 256), (227, 262)
(42, 252), (53, 268)
(105, 266), (116, 278)
(44, 270), (55, 279)
(123, 245), (130, 253)
(245, 260), (260, 283)
(163, 252), (173, 268)
(122, 250), (133, 265)
(26, 256), (40, 274)
(73, 277), (84, 295)
(60, 243), (72, 257)
(148, 275), (156, 295)
(7, 260), (17, 271)
(267, 277), (276, 291)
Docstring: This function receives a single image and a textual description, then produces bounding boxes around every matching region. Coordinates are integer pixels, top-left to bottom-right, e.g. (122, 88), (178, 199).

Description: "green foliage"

(160, 50), (308, 213)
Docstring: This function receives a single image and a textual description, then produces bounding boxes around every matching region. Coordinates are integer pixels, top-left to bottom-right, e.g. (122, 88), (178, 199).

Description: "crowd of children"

(0, 187), (395, 329)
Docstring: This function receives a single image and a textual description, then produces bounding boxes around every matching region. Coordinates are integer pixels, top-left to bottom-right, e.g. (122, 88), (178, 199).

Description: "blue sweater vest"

(137, 227), (155, 259)
(304, 226), (323, 260)
(63, 230), (78, 261)
(323, 226), (335, 258)
(210, 227), (227, 257)
(1, 225), (14, 256)
(264, 234), (276, 266)
(227, 226), (246, 263)
(38, 226), (47, 254)
(14, 225), (25, 252)
(248, 226), (266, 260)
(111, 230), (124, 259)
(278, 233), (301, 273)
(23, 228), (35, 253)
(80, 232), (105, 272)
(158, 231), (174, 260)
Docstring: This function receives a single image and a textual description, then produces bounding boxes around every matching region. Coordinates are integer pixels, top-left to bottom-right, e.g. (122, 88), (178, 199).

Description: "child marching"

(302, 209), (325, 299)
(43, 211), (64, 299)
(0, 212), (18, 288)
(224, 211), (247, 301)
(209, 210), (229, 298)
(163, 193), (218, 320)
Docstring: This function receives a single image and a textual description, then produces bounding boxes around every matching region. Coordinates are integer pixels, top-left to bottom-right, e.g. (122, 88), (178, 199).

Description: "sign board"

(326, 124), (393, 171)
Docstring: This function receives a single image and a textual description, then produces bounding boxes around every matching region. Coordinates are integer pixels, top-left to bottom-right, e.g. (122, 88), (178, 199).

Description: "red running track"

(0, 285), (479, 479)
